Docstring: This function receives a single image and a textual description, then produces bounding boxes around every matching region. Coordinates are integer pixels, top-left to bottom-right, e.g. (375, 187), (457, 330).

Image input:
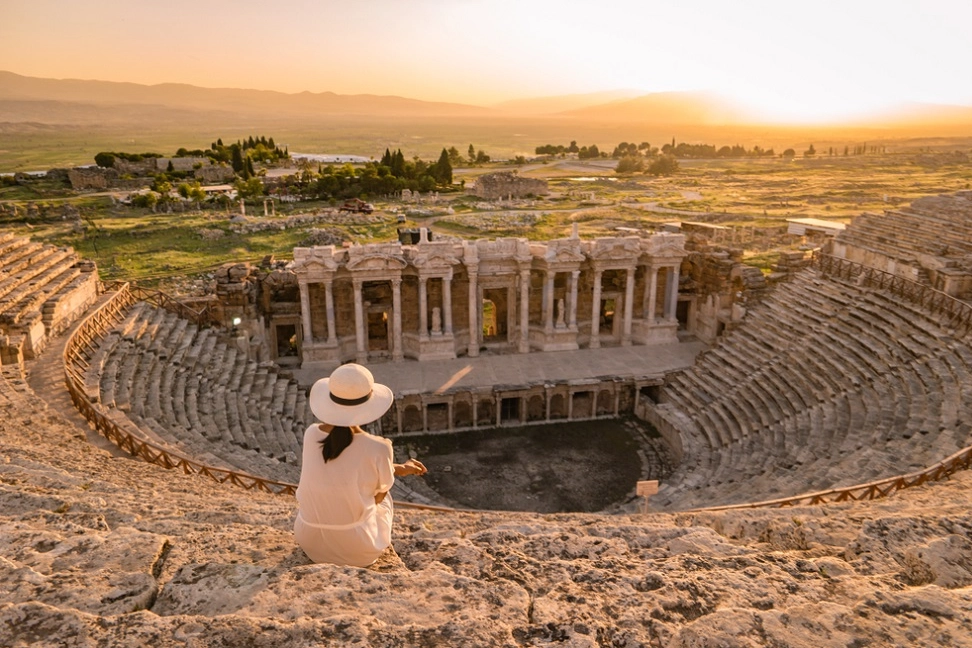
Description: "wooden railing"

(63, 283), (297, 496)
(812, 252), (972, 335)
(100, 281), (219, 327)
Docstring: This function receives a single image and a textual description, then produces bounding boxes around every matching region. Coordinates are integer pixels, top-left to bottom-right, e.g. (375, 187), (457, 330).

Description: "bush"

(647, 155), (679, 176)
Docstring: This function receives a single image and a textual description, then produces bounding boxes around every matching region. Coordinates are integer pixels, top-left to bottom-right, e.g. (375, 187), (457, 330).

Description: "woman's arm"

(394, 458), (427, 477)
(375, 459), (426, 504)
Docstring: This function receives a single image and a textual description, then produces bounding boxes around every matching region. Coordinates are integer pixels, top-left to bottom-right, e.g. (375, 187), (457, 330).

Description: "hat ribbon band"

(330, 390), (373, 407)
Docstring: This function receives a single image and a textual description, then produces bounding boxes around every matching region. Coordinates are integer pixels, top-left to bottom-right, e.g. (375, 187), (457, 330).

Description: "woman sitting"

(294, 363), (426, 567)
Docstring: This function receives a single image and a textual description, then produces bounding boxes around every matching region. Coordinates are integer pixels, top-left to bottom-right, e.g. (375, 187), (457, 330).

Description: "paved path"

(293, 339), (706, 394)
(26, 292), (127, 457)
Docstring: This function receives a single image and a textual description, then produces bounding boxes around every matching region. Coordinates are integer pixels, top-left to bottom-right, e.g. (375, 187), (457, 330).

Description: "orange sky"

(2, 0), (971, 121)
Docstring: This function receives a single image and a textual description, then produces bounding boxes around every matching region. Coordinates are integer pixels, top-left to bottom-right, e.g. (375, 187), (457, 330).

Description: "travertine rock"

(3, 363), (972, 646)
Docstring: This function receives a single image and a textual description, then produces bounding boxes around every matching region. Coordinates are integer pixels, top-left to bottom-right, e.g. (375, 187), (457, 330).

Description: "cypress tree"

(231, 145), (245, 173)
(436, 148), (452, 185)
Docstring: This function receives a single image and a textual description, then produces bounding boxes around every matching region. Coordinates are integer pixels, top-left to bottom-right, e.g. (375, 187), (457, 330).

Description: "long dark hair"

(320, 426), (353, 462)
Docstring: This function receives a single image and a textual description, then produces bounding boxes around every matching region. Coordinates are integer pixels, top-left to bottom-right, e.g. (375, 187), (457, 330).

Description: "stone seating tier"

(651, 269), (972, 510)
(94, 304), (311, 482)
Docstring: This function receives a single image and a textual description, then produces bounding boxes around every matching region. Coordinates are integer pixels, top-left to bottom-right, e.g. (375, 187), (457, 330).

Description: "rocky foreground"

(2, 369), (972, 647)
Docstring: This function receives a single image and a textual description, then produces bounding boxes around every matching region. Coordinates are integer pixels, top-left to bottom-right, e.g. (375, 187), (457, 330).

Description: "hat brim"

(308, 377), (395, 427)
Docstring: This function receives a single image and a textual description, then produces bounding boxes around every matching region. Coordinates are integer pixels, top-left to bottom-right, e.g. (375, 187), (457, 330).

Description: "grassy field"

(2, 151), (970, 286)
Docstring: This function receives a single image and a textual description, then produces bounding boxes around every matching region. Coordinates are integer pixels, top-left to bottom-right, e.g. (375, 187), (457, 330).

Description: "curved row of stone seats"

(833, 193), (972, 272)
(89, 302), (312, 483)
(650, 269), (972, 510)
(0, 233), (98, 359)
(5, 353), (972, 647)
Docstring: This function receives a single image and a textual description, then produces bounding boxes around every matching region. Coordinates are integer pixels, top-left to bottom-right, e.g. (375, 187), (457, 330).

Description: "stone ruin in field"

(470, 171), (549, 200)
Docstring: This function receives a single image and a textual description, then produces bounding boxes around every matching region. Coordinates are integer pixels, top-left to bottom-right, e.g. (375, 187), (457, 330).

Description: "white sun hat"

(308, 363), (394, 427)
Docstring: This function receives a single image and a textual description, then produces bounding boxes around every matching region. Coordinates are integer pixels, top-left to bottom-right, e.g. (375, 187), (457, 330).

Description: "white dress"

(294, 425), (395, 567)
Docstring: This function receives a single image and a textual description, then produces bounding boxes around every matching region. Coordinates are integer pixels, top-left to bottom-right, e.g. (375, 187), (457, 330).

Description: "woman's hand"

(394, 458), (428, 477)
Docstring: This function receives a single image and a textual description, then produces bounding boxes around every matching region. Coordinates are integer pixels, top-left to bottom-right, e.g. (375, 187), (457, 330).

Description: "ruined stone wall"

(194, 164), (235, 184)
(68, 168), (114, 190)
(471, 172), (549, 200)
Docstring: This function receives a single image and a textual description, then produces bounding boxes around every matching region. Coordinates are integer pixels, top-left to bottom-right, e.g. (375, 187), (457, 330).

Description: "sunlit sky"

(3, 0), (971, 121)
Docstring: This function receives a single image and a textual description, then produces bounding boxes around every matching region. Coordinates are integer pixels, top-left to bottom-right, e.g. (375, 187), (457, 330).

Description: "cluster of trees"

(615, 154), (679, 176)
(94, 151), (163, 168)
(656, 141), (776, 159)
(265, 148), (458, 203)
(130, 179), (208, 210)
(379, 148), (453, 185)
(534, 141), (606, 159)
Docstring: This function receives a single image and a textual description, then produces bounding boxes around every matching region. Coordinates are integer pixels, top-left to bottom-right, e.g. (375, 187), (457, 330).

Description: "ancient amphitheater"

(2, 193), (972, 646)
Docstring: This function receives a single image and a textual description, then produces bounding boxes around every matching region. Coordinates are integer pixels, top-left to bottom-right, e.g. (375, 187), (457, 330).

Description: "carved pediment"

(589, 237), (642, 261)
(346, 254), (408, 271)
(292, 247), (339, 275)
(644, 233), (686, 256)
(550, 247), (585, 263)
(293, 257), (338, 273)
(412, 253), (460, 269)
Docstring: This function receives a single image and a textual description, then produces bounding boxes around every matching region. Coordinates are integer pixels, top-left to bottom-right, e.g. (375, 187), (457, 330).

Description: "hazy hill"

(491, 89), (641, 115)
(561, 90), (759, 125)
(0, 70), (491, 120)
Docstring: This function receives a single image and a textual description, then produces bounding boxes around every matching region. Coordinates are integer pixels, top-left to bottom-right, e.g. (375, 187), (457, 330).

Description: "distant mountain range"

(1, 70), (971, 130)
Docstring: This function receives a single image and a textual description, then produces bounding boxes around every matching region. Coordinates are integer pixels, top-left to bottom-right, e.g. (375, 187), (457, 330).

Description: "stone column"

(569, 270), (580, 331)
(622, 266), (635, 346)
(590, 268), (603, 349)
(325, 279), (337, 344)
(518, 269), (530, 353)
(442, 276), (453, 335)
(495, 397), (502, 426)
(666, 264), (680, 321)
(467, 270), (479, 357)
(352, 279), (366, 362)
(646, 267), (658, 324)
(543, 270), (555, 334)
(298, 280), (313, 345)
(391, 277), (403, 362)
(418, 277), (429, 340)
(471, 397), (478, 429)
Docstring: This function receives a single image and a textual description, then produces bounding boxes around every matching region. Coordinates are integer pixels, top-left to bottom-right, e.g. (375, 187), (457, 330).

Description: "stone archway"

(403, 405), (423, 432)
(527, 394), (545, 422)
(454, 399), (472, 428)
(596, 389), (614, 416)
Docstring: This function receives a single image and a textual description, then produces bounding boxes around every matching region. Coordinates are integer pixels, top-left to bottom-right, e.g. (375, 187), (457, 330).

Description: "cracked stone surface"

(2, 370), (972, 647)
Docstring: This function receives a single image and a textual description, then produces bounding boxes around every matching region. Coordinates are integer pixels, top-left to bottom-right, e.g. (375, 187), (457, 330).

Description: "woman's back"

(296, 425), (395, 526)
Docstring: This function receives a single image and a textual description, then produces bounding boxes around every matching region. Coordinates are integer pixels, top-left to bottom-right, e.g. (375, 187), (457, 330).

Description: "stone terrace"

(648, 268), (972, 510)
(3, 359), (972, 646)
(0, 232), (98, 361)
